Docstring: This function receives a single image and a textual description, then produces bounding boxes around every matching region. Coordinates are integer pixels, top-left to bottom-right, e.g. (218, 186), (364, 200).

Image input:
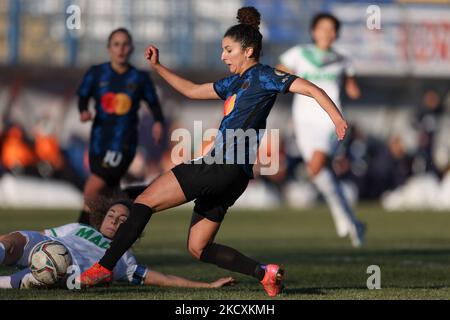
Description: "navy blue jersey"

(77, 62), (163, 157)
(211, 64), (297, 177)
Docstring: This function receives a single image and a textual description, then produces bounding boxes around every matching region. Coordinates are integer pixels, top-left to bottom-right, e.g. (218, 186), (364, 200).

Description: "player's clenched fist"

(144, 45), (159, 67)
(335, 118), (348, 141)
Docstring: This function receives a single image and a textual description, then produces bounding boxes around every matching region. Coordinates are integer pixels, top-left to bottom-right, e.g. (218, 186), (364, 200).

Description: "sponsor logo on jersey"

(75, 227), (110, 249)
(301, 72), (338, 82)
(101, 92), (132, 115)
(223, 94), (236, 116)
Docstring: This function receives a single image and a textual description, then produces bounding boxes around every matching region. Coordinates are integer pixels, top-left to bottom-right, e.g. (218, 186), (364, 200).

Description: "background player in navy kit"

(77, 28), (164, 225)
(81, 7), (348, 297)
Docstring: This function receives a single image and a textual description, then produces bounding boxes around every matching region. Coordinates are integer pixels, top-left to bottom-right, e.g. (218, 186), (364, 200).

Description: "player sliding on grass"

(0, 198), (234, 289)
(81, 6), (349, 297)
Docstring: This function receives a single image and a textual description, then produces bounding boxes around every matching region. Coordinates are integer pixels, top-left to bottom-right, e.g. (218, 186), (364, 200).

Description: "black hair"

(111, 199), (133, 212)
(107, 27), (133, 48)
(310, 13), (341, 35)
(224, 7), (263, 60)
(85, 194), (132, 230)
(85, 194), (144, 241)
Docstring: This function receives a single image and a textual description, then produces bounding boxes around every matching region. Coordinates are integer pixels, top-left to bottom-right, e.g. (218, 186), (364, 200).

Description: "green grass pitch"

(0, 203), (449, 300)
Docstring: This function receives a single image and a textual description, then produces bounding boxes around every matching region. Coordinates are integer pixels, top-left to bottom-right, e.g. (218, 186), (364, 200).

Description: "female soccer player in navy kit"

(81, 8), (348, 297)
(77, 28), (164, 225)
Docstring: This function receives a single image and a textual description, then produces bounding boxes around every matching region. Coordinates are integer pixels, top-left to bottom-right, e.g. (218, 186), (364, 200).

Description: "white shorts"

(292, 102), (340, 161)
(13, 231), (51, 268)
(294, 121), (338, 161)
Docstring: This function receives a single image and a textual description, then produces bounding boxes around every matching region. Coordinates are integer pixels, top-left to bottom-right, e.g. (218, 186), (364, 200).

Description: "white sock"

(0, 243), (5, 265)
(312, 168), (358, 237)
(0, 276), (12, 289)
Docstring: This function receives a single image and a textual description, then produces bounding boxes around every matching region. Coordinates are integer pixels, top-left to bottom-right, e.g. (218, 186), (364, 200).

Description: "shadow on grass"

(136, 248), (450, 268)
(283, 287), (327, 295)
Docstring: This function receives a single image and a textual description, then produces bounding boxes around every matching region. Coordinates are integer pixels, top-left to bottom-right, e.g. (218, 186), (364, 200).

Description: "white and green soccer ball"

(29, 240), (72, 286)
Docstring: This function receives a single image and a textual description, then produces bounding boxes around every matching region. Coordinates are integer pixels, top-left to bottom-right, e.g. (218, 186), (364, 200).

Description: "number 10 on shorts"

(103, 150), (123, 167)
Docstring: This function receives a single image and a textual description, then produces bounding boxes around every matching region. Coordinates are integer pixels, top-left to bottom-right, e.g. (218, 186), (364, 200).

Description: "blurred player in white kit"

(278, 13), (365, 247)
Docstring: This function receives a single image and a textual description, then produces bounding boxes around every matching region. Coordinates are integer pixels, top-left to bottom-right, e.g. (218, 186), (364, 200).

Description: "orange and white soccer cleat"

(80, 262), (113, 288)
(260, 264), (285, 297)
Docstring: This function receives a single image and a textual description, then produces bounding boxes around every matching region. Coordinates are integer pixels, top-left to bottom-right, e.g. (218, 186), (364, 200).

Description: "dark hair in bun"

(237, 7), (261, 30)
(224, 7), (263, 60)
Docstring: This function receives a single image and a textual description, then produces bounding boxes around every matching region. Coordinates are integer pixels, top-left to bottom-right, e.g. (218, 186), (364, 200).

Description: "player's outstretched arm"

(289, 78), (348, 141)
(144, 269), (235, 289)
(144, 45), (219, 100)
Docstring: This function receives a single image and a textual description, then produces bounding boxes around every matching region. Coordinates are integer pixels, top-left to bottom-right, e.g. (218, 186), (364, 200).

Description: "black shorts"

(172, 160), (249, 223)
(89, 152), (135, 187)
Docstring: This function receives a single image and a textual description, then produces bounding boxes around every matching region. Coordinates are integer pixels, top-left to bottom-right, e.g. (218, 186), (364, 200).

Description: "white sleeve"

(279, 45), (301, 72)
(44, 223), (80, 238)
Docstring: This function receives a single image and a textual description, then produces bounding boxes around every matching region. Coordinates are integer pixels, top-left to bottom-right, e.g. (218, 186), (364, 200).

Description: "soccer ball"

(29, 240), (72, 286)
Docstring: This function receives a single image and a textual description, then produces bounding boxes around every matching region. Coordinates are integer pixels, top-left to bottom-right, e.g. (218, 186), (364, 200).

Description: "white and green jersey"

(280, 44), (355, 159)
(44, 223), (145, 283)
(280, 44), (354, 123)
